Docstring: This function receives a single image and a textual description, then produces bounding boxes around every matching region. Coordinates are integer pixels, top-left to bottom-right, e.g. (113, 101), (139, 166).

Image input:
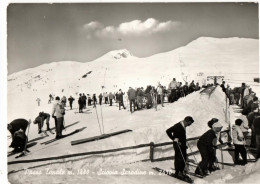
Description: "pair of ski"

(41, 129), (55, 136)
(153, 166), (204, 184)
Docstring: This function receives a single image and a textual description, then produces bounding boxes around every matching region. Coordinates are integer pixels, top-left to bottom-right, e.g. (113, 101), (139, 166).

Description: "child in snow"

(232, 119), (247, 165)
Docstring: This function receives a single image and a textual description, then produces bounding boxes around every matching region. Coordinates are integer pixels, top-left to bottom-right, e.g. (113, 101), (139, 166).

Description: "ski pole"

(176, 141), (190, 176)
(23, 119), (31, 154)
(243, 142), (252, 161)
(94, 104), (103, 135)
(100, 104), (105, 134)
(187, 142), (204, 171)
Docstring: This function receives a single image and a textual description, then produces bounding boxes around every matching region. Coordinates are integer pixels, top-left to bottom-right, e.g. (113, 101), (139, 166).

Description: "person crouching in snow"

(33, 112), (51, 134)
(232, 119), (248, 165)
(195, 118), (223, 177)
(7, 119), (30, 152)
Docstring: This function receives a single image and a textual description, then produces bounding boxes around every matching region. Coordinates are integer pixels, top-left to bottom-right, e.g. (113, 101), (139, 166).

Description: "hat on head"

(208, 118), (219, 128)
(55, 96), (60, 100)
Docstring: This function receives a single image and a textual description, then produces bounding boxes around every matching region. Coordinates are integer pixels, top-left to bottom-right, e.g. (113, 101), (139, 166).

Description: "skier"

(166, 116), (195, 179)
(87, 94), (92, 106)
(78, 94), (84, 113)
(7, 119), (30, 152)
(36, 98), (41, 106)
(93, 94), (97, 108)
(156, 83), (164, 107)
(137, 87), (145, 110)
(104, 92), (109, 104)
(51, 96), (60, 129)
(118, 89), (126, 110)
(99, 93), (103, 105)
(145, 85), (153, 109)
(127, 87), (136, 113)
(68, 96), (75, 110)
(108, 92), (114, 106)
(82, 93), (87, 109)
(33, 112), (51, 134)
(55, 99), (66, 139)
(61, 96), (67, 107)
(189, 81), (195, 94)
(248, 106), (260, 148)
(195, 118), (223, 176)
(48, 94), (52, 104)
(220, 81), (226, 93)
(253, 116), (260, 160)
(195, 82), (201, 91)
(168, 78), (178, 103)
(232, 119), (248, 165)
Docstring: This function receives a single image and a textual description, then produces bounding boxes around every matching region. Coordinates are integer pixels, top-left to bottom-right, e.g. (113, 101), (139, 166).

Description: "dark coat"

(68, 97), (75, 103)
(166, 122), (186, 147)
(197, 129), (217, 153)
(8, 119), (29, 135)
(128, 88), (136, 100)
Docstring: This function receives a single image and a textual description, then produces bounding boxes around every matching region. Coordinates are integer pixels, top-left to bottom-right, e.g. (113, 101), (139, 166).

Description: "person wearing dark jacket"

(33, 112), (51, 133)
(195, 118), (223, 176)
(78, 94), (84, 113)
(248, 106), (260, 148)
(99, 93), (103, 105)
(8, 119), (29, 138)
(108, 92), (114, 106)
(68, 96), (75, 110)
(253, 116), (260, 160)
(166, 116), (194, 179)
(7, 119), (30, 152)
(93, 94), (97, 108)
(127, 87), (136, 113)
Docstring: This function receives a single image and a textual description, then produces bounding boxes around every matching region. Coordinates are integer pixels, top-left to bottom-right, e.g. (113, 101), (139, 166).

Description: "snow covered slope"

(7, 37), (259, 97)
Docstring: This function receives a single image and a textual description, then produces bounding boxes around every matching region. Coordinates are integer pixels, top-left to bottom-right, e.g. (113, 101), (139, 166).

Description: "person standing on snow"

(55, 99), (66, 139)
(78, 94), (84, 113)
(99, 93), (103, 105)
(36, 98), (41, 106)
(93, 94), (97, 108)
(118, 89), (126, 110)
(137, 87), (145, 109)
(232, 119), (248, 165)
(108, 92), (114, 106)
(156, 83), (164, 107)
(51, 96), (60, 129)
(68, 96), (75, 110)
(195, 118), (223, 176)
(127, 87), (136, 113)
(61, 96), (67, 107)
(168, 78), (178, 103)
(248, 106), (260, 148)
(253, 116), (260, 160)
(104, 92), (109, 104)
(166, 116), (194, 179)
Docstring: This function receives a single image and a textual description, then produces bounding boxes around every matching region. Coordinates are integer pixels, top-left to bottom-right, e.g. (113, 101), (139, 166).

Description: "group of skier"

(165, 81), (260, 181)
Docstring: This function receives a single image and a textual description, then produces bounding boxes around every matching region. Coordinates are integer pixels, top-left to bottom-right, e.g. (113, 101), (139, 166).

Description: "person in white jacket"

(232, 119), (248, 165)
(51, 96), (60, 133)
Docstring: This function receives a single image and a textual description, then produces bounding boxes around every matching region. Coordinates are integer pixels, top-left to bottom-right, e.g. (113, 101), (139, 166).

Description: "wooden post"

(150, 142), (155, 162)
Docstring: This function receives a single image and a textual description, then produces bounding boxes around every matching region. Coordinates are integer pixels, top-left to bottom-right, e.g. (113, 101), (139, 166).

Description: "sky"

(7, 2), (259, 74)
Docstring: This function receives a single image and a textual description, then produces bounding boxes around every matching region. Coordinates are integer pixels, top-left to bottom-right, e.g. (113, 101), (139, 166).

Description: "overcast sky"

(7, 3), (258, 74)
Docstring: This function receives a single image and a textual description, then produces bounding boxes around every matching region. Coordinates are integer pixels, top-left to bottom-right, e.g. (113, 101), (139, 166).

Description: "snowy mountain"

(8, 37), (259, 97)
